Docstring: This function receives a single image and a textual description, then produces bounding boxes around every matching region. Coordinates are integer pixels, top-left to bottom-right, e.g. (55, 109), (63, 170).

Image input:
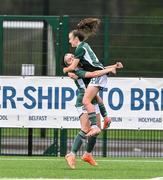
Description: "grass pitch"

(0, 156), (163, 179)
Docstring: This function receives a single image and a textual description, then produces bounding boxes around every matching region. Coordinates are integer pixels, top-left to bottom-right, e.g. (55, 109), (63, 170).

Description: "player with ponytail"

(63, 18), (123, 137)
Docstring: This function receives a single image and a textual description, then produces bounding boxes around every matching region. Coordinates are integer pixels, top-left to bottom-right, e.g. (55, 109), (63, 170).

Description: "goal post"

(0, 15), (64, 76)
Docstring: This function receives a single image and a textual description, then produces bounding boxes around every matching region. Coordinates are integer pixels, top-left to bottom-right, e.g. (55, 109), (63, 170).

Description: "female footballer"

(63, 18), (123, 137)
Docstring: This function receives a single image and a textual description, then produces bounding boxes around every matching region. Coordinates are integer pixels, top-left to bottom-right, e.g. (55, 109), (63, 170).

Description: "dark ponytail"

(77, 18), (101, 39)
(70, 18), (101, 41)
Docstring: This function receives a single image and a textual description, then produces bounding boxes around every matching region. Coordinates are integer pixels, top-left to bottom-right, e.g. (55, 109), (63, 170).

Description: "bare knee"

(81, 127), (90, 133)
(82, 98), (91, 107)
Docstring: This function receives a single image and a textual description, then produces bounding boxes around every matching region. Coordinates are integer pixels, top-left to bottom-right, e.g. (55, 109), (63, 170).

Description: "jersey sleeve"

(75, 46), (85, 60)
(75, 69), (87, 78)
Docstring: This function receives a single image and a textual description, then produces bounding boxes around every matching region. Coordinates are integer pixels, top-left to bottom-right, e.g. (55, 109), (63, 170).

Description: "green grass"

(0, 156), (163, 179)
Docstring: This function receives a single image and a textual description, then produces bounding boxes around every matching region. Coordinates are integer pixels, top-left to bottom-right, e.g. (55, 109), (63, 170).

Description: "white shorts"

(88, 75), (107, 89)
(76, 104), (100, 117)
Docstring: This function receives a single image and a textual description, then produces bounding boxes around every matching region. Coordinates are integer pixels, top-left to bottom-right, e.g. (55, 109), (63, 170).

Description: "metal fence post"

(28, 128), (33, 156)
(58, 15), (69, 156)
(102, 16), (109, 157)
(53, 129), (58, 156)
(102, 130), (107, 157)
(54, 15), (69, 76)
(103, 16), (109, 66)
(0, 17), (3, 75)
(60, 129), (67, 156)
(61, 15), (69, 61)
(0, 128), (1, 155)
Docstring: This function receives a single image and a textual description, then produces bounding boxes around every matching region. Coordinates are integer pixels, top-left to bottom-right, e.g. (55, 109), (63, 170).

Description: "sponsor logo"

(63, 116), (79, 121)
(1, 85), (163, 111)
(111, 117), (122, 122)
(138, 117), (162, 123)
(29, 115), (47, 121)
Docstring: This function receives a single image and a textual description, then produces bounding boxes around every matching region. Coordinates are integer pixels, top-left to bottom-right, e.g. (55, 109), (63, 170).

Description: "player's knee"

(81, 128), (90, 133)
(82, 98), (90, 107)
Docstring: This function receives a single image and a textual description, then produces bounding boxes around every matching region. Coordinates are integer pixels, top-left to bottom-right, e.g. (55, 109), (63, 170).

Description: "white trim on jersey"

(83, 47), (104, 69)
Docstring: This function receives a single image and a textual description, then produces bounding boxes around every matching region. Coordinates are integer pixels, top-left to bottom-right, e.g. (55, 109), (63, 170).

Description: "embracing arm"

(69, 65), (116, 80)
(105, 62), (123, 69)
(63, 58), (80, 73)
(67, 72), (79, 79)
(84, 67), (116, 78)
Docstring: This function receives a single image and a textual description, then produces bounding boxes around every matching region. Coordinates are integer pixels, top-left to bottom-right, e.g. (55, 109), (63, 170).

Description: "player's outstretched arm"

(105, 62), (123, 69)
(84, 67), (116, 78)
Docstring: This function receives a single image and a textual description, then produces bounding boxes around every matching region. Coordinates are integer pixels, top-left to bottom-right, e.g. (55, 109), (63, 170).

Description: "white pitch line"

(98, 159), (163, 163)
(0, 158), (163, 163)
(0, 178), (163, 180)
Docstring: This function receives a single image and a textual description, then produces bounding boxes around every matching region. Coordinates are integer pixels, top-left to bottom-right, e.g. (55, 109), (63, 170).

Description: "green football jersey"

(75, 42), (104, 71)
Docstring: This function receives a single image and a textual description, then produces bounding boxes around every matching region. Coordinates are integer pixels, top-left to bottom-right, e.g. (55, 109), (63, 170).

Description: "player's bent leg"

(86, 125), (101, 136)
(65, 153), (76, 169)
(82, 135), (98, 166)
(86, 105), (101, 137)
(65, 130), (86, 169)
(81, 152), (98, 166)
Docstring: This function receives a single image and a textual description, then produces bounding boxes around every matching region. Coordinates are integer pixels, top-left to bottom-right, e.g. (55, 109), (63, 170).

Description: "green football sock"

(98, 103), (108, 117)
(71, 130), (86, 154)
(86, 135), (97, 153)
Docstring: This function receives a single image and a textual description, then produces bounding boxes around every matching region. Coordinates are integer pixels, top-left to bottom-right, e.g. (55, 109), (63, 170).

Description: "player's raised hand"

(116, 62), (123, 69)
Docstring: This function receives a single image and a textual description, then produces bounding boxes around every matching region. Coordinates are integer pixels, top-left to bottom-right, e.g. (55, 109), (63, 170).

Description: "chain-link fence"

(0, 15), (163, 157)
(1, 128), (163, 157)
